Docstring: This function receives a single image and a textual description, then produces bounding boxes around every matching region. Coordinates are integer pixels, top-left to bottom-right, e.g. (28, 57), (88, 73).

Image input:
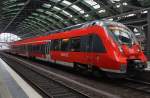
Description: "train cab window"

(61, 39), (70, 51)
(70, 37), (81, 52)
(51, 40), (61, 50)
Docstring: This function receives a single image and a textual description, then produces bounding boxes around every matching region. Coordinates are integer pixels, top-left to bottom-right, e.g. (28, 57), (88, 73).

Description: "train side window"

(28, 45), (31, 52)
(44, 44), (47, 54)
(36, 45), (39, 52)
(40, 45), (42, 52)
(32, 45), (34, 52)
(91, 34), (106, 52)
(50, 40), (54, 50)
(80, 35), (91, 52)
(28, 45), (30, 52)
(70, 37), (81, 52)
(27, 45), (30, 52)
(61, 38), (70, 51)
(40, 45), (42, 53)
(40, 45), (44, 53)
(30, 45), (33, 52)
(51, 39), (61, 50)
(42, 44), (46, 54)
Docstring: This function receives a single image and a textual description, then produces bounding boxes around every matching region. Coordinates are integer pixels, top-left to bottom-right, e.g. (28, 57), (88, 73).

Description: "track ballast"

(1, 52), (150, 98)
(0, 53), (89, 98)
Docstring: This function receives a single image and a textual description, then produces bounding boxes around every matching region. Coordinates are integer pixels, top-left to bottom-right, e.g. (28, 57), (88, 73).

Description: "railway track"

(122, 78), (150, 93)
(0, 53), (89, 98)
(1, 52), (150, 98)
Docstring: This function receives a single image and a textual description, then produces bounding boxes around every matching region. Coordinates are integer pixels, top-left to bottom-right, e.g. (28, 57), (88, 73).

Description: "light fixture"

(116, 4), (121, 8)
(122, 2), (128, 6)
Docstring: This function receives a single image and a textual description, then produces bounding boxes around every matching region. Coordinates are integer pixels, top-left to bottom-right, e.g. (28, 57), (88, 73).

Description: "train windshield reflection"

(108, 25), (137, 45)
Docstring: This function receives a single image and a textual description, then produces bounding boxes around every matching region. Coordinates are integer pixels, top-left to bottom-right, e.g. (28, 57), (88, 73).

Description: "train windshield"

(107, 25), (137, 45)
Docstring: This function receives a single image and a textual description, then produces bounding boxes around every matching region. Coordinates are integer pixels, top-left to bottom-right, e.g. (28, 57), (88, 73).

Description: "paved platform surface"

(0, 58), (42, 98)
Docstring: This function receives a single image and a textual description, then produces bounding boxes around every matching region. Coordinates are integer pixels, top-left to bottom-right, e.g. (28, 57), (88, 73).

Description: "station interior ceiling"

(0, 0), (150, 52)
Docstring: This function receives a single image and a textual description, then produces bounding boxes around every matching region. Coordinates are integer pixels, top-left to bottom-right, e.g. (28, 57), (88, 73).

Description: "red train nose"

(121, 44), (141, 57)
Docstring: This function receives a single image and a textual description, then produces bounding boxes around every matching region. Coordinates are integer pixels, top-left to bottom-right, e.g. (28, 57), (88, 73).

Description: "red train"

(9, 20), (147, 77)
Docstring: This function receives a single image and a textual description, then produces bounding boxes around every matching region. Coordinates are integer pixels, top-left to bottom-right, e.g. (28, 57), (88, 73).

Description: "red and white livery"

(9, 20), (147, 77)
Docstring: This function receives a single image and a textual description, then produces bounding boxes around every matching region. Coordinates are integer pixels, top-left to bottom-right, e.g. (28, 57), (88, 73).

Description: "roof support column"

(146, 9), (150, 60)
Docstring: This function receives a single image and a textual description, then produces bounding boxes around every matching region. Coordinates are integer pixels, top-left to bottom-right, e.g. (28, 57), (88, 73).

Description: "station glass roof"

(0, 0), (149, 39)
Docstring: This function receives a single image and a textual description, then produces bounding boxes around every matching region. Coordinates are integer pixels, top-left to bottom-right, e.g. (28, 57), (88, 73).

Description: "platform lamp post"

(146, 9), (150, 60)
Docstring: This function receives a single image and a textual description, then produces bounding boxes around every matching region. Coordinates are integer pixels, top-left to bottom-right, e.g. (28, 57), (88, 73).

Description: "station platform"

(0, 58), (42, 98)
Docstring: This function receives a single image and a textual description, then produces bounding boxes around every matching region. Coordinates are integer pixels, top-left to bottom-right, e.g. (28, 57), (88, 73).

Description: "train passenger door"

(84, 35), (95, 66)
(86, 34), (106, 68)
(45, 41), (51, 61)
(80, 35), (91, 65)
(59, 38), (71, 62)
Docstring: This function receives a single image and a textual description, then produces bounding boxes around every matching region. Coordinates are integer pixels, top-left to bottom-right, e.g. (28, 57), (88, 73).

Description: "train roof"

(11, 20), (126, 46)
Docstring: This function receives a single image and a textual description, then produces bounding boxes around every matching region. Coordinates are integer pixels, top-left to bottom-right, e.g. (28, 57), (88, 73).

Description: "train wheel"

(73, 63), (91, 75)
(92, 67), (105, 78)
(73, 63), (80, 71)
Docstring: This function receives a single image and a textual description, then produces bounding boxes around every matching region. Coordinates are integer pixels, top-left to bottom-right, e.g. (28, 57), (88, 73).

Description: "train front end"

(103, 21), (147, 77)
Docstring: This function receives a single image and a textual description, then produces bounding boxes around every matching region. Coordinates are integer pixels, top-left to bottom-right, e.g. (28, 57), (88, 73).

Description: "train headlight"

(120, 64), (126, 73)
(137, 48), (140, 52)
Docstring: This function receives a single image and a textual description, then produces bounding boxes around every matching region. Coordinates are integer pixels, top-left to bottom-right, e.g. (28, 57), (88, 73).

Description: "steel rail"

(0, 53), (90, 98)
